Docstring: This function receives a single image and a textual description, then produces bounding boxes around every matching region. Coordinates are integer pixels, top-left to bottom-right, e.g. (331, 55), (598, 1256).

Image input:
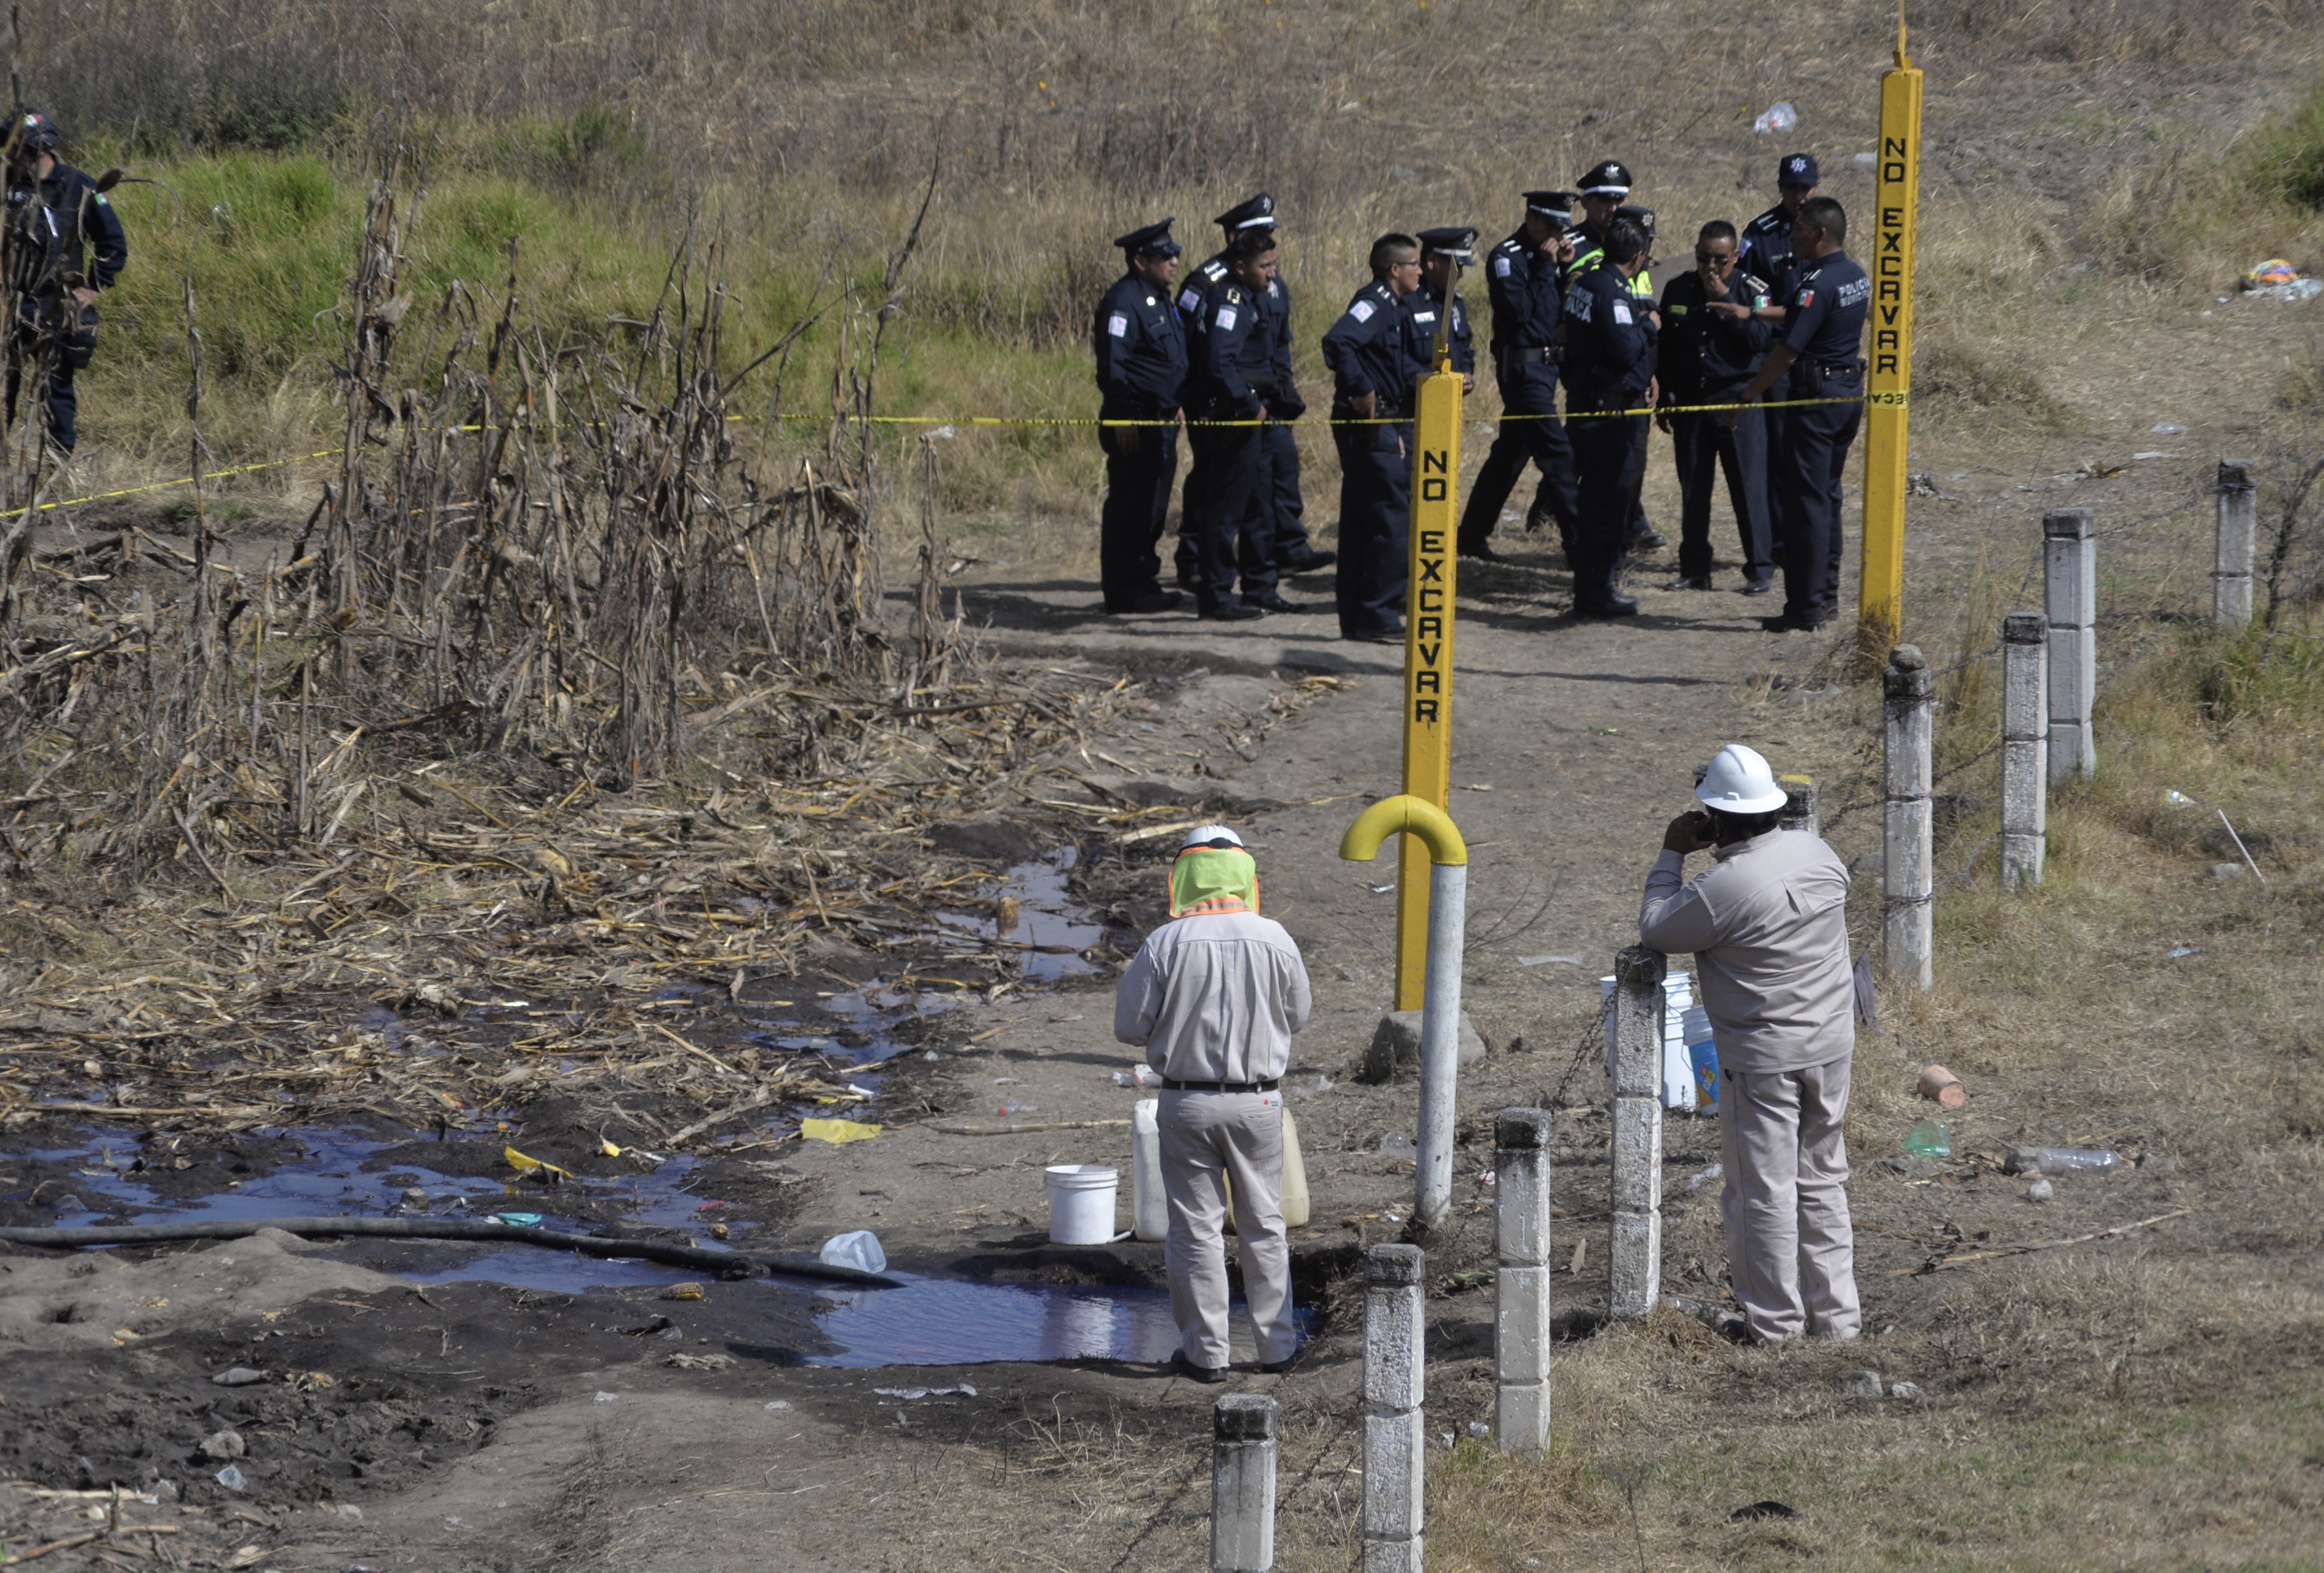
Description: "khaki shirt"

(1637, 828), (1853, 1073)
(1113, 911), (1313, 1083)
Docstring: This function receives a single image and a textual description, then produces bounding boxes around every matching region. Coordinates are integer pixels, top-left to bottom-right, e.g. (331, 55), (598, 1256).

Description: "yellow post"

(1860, 13), (1922, 658)
(1394, 322), (1463, 1009)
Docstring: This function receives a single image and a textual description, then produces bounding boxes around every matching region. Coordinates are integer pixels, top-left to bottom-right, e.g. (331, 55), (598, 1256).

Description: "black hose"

(0, 1217), (903, 1288)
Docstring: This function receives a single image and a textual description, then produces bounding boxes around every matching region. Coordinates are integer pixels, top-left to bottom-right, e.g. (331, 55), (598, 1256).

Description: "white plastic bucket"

(1045, 1163), (1120, 1245)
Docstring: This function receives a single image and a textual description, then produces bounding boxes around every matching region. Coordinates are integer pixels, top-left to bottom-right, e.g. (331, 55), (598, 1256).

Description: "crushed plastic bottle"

(2005, 1146), (2123, 1177)
(820, 1229), (887, 1275)
(1379, 1130), (1417, 1157)
(1901, 1119), (1951, 1158)
(2025, 1177), (2054, 1202)
(215, 1465), (247, 1492)
(1753, 101), (1799, 134)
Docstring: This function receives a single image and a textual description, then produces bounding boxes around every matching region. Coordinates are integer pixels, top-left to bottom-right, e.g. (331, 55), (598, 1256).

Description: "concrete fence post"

(2214, 459), (2256, 629)
(1492, 1108), (1551, 1458)
(1211, 1394), (1279, 1573)
(1362, 1244), (1426, 1573)
(2000, 613), (2048, 892)
(1608, 947), (1665, 1319)
(2043, 508), (2095, 781)
(1883, 645), (1934, 990)
(1779, 773), (1820, 837)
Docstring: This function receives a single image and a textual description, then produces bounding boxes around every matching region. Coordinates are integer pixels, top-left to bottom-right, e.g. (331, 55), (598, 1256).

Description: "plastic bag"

(820, 1229), (887, 1274)
(2246, 258), (2298, 287)
(1753, 102), (1798, 135)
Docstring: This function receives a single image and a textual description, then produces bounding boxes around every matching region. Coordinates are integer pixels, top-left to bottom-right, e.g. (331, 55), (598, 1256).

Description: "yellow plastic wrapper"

(505, 1145), (574, 1180)
(800, 1117), (882, 1144)
(599, 1138), (623, 1157)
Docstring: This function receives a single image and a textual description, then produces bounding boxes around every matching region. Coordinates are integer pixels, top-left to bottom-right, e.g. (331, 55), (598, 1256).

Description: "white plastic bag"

(1753, 101), (1798, 135)
(820, 1229), (887, 1274)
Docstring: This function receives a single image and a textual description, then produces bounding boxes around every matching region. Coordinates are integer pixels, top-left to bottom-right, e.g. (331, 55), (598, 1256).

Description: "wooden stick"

(926, 1118), (1131, 1137)
(1895, 1207), (2193, 1275)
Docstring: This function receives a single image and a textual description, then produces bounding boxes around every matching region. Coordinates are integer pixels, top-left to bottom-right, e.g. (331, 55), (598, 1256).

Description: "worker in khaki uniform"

(1113, 826), (1312, 1380)
(1638, 745), (1861, 1344)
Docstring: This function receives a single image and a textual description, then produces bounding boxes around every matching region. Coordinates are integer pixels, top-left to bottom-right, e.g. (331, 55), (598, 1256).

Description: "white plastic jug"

(1131, 1098), (1166, 1242)
(1045, 1163), (1120, 1246)
(1281, 1109), (1311, 1229)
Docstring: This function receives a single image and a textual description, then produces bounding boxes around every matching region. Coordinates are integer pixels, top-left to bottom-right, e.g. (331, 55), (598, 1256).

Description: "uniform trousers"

(1159, 1088), (1298, 1367)
(1765, 368), (1863, 624)
(1259, 421), (1318, 569)
(1331, 417), (1411, 637)
(1718, 1055), (1862, 1344)
(1619, 411), (1653, 537)
(1566, 396), (1641, 608)
(1097, 421), (1179, 609)
(1668, 396), (1773, 583)
(1184, 420), (1269, 612)
(1459, 369), (1579, 549)
(4, 356), (77, 452)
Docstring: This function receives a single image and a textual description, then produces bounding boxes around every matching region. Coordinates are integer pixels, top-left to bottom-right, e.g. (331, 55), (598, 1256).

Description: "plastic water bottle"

(2009, 1147), (2122, 1177)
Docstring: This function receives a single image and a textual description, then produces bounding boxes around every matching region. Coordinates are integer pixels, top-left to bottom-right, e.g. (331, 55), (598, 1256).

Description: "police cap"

(1778, 152), (1819, 188)
(1212, 193), (1278, 233)
(1113, 217), (1182, 258)
(1523, 189), (1576, 229)
(1578, 159), (1632, 197)
(1615, 204), (1656, 242)
(1418, 225), (1477, 264)
(13, 110), (57, 158)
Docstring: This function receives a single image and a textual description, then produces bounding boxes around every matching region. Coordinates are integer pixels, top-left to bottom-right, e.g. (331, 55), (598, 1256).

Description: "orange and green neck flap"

(1169, 845), (1259, 919)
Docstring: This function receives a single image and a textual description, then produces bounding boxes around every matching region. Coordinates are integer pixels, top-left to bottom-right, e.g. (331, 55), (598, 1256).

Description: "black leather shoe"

(1175, 568), (1197, 591)
(1108, 590), (1184, 614)
(1740, 577), (1775, 597)
(1200, 603), (1266, 622)
(1169, 1351), (1229, 1384)
(1629, 527), (1670, 552)
(1343, 622), (1405, 644)
(1576, 594), (1640, 619)
(1458, 540), (1507, 563)
(1242, 591), (1311, 614)
(1663, 574), (1712, 592)
(1759, 611), (1831, 632)
(1283, 550), (1337, 574)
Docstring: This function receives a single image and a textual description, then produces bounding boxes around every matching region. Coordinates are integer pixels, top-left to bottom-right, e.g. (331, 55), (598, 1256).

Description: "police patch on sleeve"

(1179, 287), (1201, 313)
(1350, 300), (1376, 323)
(1612, 301), (1633, 326)
(1493, 255), (1511, 278)
(1107, 313), (1130, 339)
(1216, 306), (1238, 332)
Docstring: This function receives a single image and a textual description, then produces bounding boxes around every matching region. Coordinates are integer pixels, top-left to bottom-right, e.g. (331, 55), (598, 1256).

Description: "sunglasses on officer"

(1695, 249), (1736, 267)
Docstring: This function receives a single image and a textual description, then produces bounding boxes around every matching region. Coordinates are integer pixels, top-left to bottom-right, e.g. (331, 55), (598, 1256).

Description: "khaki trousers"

(1157, 1088), (1297, 1366)
(1719, 1055), (1862, 1343)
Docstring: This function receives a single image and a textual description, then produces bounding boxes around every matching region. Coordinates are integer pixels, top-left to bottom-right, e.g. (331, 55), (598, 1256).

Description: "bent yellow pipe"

(1338, 794), (1468, 867)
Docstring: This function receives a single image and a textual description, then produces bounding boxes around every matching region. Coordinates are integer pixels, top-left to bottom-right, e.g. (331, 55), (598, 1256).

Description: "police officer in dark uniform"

(4, 111), (126, 455)
(1255, 222), (1333, 583)
(1093, 219), (1189, 614)
(1611, 201), (1666, 555)
(1410, 226), (1476, 384)
(1322, 233), (1424, 643)
(1657, 219), (1775, 594)
(1561, 217), (1656, 619)
(1728, 196), (1869, 632)
(1556, 162), (1666, 554)
(1174, 194), (1278, 591)
(1738, 154), (1820, 322)
(1183, 225), (1281, 622)
(1458, 190), (1580, 564)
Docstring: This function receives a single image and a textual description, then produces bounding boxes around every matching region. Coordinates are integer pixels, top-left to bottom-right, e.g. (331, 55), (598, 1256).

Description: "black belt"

(1161, 1078), (1279, 1094)
(1499, 344), (1562, 367)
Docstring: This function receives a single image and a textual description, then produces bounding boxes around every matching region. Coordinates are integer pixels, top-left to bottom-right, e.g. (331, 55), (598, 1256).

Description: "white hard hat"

(1182, 823), (1244, 850)
(1695, 744), (1787, 815)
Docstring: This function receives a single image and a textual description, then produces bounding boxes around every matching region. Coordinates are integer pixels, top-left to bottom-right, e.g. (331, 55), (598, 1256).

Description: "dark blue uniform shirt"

(1561, 266), (1655, 405)
(1780, 252), (1871, 364)
(1321, 281), (1414, 416)
(1657, 270), (1774, 394)
(7, 160), (127, 297)
(1738, 205), (1800, 308)
(1189, 281), (1268, 418)
(1093, 269), (1187, 416)
(1261, 274), (1304, 417)
(1485, 229), (1562, 356)
(1404, 286), (1473, 378)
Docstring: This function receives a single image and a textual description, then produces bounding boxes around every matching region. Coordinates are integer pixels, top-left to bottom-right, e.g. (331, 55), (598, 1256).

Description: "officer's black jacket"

(1189, 281), (1268, 418)
(1404, 286), (1473, 378)
(1780, 252), (1871, 364)
(1321, 280), (1415, 416)
(1484, 229), (1561, 356)
(1261, 274), (1304, 418)
(7, 160), (127, 299)
(1093, 269), (1187, 416)
(1561, 266), (1655, 406)
(1657, 270), (1774, 396)
(1738, 205), (1799, 307)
